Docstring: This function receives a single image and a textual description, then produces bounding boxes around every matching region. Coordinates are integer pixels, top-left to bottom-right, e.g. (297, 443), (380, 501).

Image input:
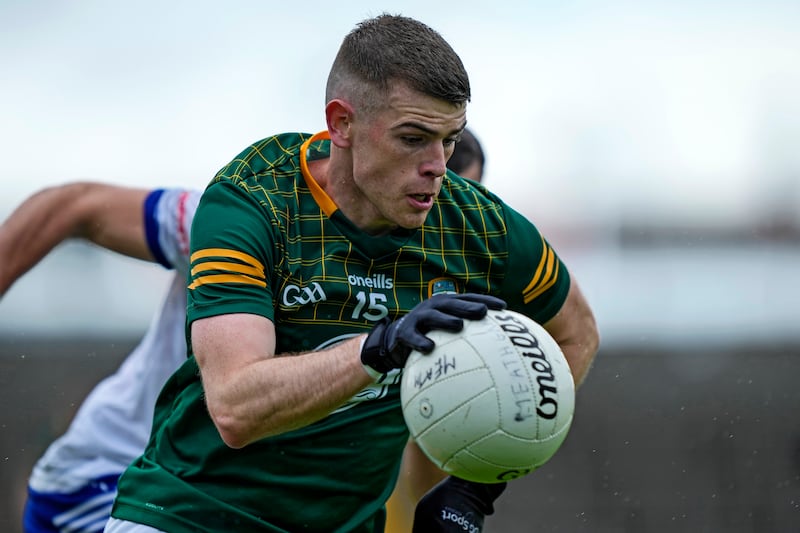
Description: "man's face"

(344, 83), (466, 234)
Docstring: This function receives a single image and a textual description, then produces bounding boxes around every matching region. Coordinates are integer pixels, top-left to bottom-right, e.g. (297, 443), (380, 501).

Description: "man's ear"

(325, 99), (354, 148)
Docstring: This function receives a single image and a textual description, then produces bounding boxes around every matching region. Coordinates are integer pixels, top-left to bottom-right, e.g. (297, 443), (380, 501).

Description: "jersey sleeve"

(500, 203), (571, 325)
(143, 188), (201, 275)
(186, 180), (277, 326)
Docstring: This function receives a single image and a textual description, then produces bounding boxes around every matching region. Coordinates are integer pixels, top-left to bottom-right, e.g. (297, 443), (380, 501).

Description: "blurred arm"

(401, 440), (449, 502)
(543, 279), (600, 387)
(0, 182), (152, 297)
(385, 439), (449, 533)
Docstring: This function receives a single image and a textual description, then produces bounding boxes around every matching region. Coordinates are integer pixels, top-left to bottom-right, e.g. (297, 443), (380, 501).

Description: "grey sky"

(1, 0), (798, 230)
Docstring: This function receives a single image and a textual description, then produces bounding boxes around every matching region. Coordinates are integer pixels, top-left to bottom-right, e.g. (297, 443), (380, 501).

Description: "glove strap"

(360, 341), (386, 382)
(359, 319), (393, 380)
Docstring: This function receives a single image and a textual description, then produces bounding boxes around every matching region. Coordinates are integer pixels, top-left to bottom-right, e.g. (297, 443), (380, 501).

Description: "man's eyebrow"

(392, 121), (467, 137)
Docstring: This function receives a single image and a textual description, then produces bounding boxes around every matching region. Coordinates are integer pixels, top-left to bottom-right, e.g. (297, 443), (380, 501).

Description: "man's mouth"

(406, 193), (436, 210)
(410, 193), (432, 202)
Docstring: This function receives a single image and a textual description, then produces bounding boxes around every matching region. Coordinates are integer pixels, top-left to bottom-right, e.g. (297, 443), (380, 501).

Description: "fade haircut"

(326, 14), (470, 114)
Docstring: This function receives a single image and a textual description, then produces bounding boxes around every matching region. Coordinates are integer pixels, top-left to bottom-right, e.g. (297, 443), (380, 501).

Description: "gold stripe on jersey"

(522, 235), (559, 304)
(191, 261), (264, 279)
(188, 248), (266, 290)
(191, 248), (264, 269)
(189, 274), (266, 289)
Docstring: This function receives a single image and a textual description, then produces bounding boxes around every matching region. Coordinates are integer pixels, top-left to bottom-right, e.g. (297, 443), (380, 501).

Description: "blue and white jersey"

(28, 188), (200, 493)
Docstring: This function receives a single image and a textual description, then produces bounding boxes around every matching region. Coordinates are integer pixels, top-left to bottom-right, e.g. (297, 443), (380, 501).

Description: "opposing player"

(0, 129), (485, 532)
(445, 128), (485, 183)
(0, 185), (199, 533)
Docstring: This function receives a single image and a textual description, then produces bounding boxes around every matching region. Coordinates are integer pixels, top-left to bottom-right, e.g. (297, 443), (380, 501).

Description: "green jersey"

(112, 132), (570, 532)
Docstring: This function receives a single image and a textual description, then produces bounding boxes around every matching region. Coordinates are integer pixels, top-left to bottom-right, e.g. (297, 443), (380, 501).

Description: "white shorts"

(104, 518), (167, 533)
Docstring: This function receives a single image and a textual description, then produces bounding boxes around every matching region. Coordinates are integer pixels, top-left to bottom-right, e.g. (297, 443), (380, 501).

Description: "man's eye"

(443, 138), (457, 147)
(401, 136), (423, 145)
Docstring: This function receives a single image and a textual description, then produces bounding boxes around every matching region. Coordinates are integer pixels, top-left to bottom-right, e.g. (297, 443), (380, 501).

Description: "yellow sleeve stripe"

(523, 259), (559, 303)
(190, 248), (264, 272)
(190, 261), (264, 279)
(522, 238), (559, 304)
(188, 248), (266, 290)
(188, 273), (266, 290)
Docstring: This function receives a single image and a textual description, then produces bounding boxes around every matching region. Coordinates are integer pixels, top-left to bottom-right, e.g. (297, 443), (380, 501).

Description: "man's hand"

(360, 293), (506, 377)
(412, 476), (507, 532)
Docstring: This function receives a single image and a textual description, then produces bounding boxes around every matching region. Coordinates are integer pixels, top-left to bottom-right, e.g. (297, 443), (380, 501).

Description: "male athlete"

(107, 14), (598, 533)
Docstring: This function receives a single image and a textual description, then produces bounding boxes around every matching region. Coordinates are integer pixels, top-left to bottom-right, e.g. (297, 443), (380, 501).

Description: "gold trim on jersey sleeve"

(522, 236), (559, 304)
(300, 131), (339, 217)
(188, 248), (266, 290)
(191, 248), (263, 268)
(189, 274), (266, 289)
(191, 261), (264, 278)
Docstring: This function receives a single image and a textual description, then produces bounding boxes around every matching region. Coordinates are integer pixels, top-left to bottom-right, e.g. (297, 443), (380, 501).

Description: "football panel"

(468, 414), (575, 470)
(413, 386), (499, 468)
(403, 367), (496, 438)
(442, 446), (528, 484)
(401, 336), (488, 404)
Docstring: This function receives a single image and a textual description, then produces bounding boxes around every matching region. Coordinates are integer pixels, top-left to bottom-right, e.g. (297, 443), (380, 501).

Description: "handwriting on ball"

(495, 312), (560, 420)
(413, 354), (456, 389)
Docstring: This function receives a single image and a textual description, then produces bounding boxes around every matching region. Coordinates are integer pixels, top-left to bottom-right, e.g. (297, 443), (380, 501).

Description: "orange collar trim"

(300, 131), (338, 217)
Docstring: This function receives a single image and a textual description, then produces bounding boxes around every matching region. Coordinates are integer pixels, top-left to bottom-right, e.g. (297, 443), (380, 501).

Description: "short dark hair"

(447, 128), (485, 179)
(326, 14), (470, 111)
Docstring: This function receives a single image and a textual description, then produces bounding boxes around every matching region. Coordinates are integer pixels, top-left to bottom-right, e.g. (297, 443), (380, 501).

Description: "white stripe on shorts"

(104, 517), (167, 533)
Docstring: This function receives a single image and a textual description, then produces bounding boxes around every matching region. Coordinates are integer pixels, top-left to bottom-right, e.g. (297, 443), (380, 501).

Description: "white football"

(400, 308), (575, 484)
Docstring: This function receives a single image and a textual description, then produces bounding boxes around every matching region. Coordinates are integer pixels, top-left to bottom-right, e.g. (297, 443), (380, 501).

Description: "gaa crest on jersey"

(428, 277), (458, 297)
(281, 281), (327, 307)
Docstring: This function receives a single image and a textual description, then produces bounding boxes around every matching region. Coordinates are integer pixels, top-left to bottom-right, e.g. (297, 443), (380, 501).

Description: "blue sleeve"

(143, 189), (171, 269)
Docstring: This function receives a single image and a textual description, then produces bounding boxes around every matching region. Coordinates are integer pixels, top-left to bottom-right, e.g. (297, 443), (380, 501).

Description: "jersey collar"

(300, 131), (338, 217)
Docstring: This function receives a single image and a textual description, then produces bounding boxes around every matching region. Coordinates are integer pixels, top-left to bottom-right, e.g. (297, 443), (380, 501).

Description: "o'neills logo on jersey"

(347, 274), (394, 289)
(282, 282), (327, 307)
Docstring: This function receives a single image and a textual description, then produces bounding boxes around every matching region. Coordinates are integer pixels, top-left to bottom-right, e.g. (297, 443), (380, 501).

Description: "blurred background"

(1, 1), (798, 531)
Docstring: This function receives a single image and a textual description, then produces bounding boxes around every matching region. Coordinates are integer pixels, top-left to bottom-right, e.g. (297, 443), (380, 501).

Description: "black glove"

(360, 293), (506, 376)
(412, 476), (507, 532)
